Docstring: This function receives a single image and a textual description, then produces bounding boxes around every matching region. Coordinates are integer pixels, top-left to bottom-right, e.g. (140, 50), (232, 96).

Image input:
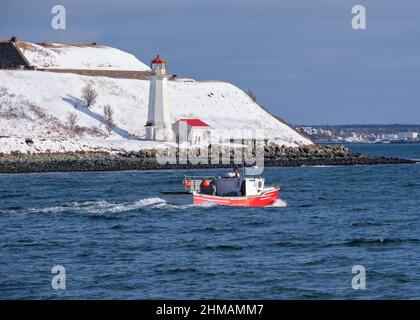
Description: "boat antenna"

(241, 154), (246, 176)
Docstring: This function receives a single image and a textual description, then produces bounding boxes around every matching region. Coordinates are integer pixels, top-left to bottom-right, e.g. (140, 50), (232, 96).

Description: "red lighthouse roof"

(151, 54), (166, 64)
(179, 118), (210, 127)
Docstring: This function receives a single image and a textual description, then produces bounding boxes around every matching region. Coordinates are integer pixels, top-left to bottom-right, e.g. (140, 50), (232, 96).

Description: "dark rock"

(0, 145), (416, 174)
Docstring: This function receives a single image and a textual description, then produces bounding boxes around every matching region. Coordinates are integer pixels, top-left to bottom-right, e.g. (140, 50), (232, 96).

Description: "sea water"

(0, 144), (419, 299)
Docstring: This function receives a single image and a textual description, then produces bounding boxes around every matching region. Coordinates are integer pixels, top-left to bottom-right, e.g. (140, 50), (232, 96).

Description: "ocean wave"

(350, 221), (383, 227)
(342, 238), (420, 246)
(204, 244), (243, 251)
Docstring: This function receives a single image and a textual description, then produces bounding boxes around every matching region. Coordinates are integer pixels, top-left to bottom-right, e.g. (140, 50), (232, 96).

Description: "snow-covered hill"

(16, 41), (150, 71)
(0, 70), (312, 154)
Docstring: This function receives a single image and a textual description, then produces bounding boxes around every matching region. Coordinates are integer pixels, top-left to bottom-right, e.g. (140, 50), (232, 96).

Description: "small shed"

(173, 118), (212, 145)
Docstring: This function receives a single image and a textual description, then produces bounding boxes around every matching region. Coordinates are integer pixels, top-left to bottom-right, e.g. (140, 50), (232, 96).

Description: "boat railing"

(182, 176), (216, 193)
(183, 175), (217, 180)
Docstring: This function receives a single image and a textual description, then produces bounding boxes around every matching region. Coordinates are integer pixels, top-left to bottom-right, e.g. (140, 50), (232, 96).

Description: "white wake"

(24, 197), (168, 214)
(268, 199), (288, 207)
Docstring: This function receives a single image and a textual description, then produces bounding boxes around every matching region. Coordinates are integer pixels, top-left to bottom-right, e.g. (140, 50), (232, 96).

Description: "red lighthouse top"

(151, 54), (166, 65)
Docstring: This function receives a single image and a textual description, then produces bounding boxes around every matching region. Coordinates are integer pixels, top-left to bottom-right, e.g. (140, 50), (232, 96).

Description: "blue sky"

(1, 0), (419, 125)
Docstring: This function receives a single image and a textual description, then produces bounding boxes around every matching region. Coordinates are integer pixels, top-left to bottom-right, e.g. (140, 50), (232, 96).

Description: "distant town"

(296, 124), (420, 144)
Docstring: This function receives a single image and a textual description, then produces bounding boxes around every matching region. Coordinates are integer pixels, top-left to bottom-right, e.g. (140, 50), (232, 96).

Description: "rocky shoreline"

(0, 145), (416, 174)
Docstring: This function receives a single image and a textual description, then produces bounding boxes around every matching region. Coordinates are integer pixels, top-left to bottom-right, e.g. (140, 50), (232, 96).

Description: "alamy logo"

(155, 129), (266, 175)
(351, 265), (366, 290)
(51, 265), (66, 289)
(51, 5), (66, 30)
(352, 5), (367, 30)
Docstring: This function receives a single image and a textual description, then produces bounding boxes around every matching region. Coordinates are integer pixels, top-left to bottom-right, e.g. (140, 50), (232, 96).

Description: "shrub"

(66, 112), (79, 137)
(0, 86), (9, 97)
(81, 84), (98, 107)
(103, 104), (115, 135)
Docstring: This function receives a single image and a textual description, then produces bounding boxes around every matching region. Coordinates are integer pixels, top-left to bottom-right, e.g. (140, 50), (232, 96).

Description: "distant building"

(379, 133), (398, 141)
(397, 132), (418, 140)
(173, 118), (212, 145)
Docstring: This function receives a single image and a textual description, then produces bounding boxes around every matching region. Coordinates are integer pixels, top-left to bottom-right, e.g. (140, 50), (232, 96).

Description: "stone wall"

(0, 42), (30, 69)
(1, 41), (150, 79)
(37, 68), (150, 80)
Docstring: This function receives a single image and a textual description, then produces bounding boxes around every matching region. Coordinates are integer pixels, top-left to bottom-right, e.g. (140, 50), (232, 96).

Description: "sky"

(1, 0), (419, 125)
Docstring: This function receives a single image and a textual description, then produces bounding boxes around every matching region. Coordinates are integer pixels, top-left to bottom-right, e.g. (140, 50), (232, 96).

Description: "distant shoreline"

(297, 124), (420, 145)
(0, 146), (416, 174)
(319, 141), (420, 145)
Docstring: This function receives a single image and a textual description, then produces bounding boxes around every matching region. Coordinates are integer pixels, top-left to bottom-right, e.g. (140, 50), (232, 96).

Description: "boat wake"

(268, 199), (288, 207)
(0, 198), (168, 215)
(0, 197), (221, 215)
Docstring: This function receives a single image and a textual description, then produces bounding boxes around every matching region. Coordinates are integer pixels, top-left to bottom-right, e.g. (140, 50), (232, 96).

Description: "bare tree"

(82, 84), (98, 107)
(103, 104), (115, 135)
(246, 89), (257, 102)
(66, 112), (78, 137)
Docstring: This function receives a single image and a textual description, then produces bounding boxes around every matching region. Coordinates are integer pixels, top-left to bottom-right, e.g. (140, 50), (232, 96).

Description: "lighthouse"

(145, 54), (172, 141)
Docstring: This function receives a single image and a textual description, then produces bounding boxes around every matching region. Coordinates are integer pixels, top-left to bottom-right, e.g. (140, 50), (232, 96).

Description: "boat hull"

(193, 187), (280, 207)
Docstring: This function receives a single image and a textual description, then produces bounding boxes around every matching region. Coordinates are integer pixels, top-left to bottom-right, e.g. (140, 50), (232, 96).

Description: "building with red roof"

(173, 118), (212, 145)
(178, 118), (210, 127)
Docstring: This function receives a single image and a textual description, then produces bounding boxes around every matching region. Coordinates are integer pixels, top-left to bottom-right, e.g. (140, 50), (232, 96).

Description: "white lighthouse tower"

(145, 54), (172, 141)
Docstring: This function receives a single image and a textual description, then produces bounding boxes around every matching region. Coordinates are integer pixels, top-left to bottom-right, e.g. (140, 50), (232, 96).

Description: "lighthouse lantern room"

(151, 54), (166, 75)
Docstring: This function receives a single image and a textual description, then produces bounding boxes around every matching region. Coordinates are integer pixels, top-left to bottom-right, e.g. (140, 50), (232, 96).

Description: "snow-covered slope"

(0, 70), (312, 154)
(16, 41), (150, 71)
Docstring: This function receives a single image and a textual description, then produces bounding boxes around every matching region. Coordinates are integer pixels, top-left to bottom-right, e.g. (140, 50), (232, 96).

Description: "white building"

(173, 118), (212, 145)
(380, 133), (398, 141)
(145, 54), (173, 141)
(397, 132), (418, 140)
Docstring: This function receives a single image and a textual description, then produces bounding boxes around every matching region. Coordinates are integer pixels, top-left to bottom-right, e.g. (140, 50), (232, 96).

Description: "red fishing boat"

(182, 168), (280, 207)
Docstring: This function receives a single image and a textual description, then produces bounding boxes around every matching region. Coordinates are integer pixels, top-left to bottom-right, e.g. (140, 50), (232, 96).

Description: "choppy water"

(1, 144), (420, 299)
